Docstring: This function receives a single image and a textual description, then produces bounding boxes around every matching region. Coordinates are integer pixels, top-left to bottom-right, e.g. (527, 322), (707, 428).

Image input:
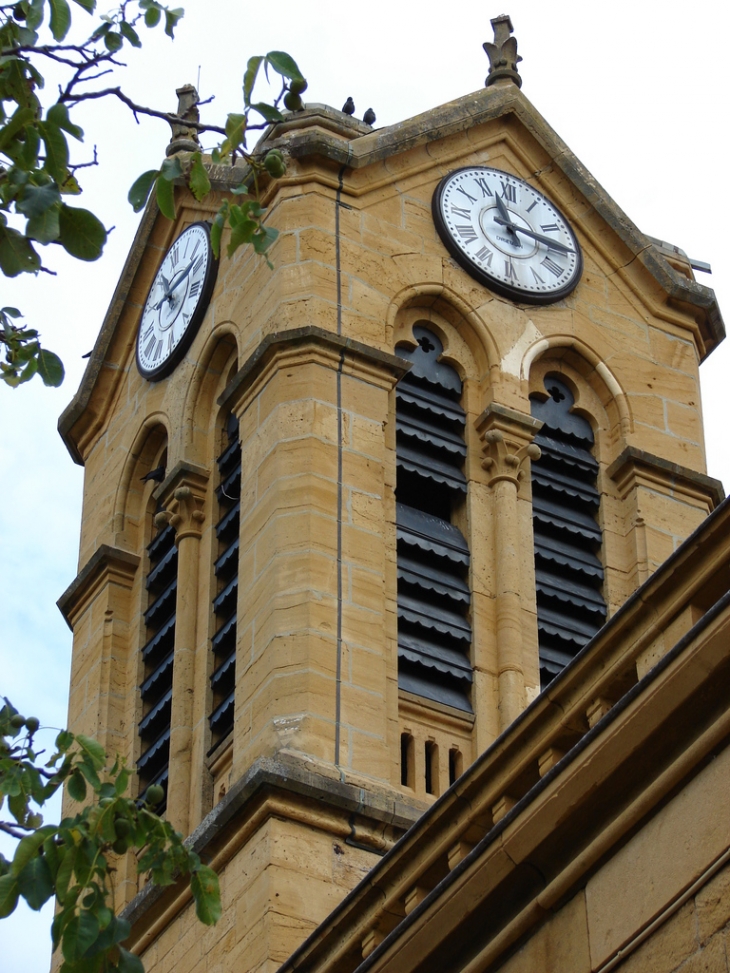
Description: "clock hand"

(153, 260), (196, 310)
(493, 218), (575, 254)
(493, 194), (521, 244)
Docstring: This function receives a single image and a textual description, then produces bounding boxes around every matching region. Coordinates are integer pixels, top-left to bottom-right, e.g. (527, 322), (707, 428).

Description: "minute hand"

(494, 218), (575, 254)
(154, 260), (195, 310)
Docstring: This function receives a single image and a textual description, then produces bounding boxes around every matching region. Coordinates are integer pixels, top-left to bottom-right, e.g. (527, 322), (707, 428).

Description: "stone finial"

(166, 83), (201, 157)
(483, 14), (522, 89)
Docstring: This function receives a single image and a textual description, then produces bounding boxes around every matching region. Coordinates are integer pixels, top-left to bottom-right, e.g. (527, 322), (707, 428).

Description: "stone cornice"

(121, 754), (423, 957)
(57, 544), (140, 630)
(607, 445), (725, 509)
(218, 326), (410, 416)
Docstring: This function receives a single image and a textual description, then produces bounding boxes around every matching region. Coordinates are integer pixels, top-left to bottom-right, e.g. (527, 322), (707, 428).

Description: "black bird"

(141, 465), (165, 483)
(81, 351), (92, 358)
(363, 108), (376, 126)
(342, 97), (355, 115)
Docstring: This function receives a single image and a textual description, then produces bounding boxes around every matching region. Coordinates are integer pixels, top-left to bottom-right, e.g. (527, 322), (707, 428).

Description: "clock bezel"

(136, 221), (219, 383)
(431, 166), (583, 306)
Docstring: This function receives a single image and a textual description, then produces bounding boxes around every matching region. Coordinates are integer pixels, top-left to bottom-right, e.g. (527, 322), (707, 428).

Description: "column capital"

(153, 462), (209, 542)
(476, 404), (542, 487)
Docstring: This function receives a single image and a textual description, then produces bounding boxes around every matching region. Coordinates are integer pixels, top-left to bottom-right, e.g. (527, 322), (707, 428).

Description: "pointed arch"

(387, 283), (500, 386)
(183, 324), (239, 462)
(112, 415), (170, 544)
(521, 334), (633, 443)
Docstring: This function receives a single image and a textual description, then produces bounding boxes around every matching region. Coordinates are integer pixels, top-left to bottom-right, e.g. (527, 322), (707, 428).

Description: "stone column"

(478, 405), (541, 733)
(157, 465), (208, 836)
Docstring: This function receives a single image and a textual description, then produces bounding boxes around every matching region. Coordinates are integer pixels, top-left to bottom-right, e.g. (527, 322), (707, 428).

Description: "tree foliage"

(0, 698), (221, 972)
(0, 0), (306, 387)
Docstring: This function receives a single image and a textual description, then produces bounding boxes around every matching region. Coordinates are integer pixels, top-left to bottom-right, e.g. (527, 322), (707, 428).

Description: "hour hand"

(493, 218), (575, 254)
(494, 194), (520, 242)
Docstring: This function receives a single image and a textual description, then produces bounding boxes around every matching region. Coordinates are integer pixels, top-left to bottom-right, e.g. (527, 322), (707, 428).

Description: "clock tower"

(57, 16), (724, 973)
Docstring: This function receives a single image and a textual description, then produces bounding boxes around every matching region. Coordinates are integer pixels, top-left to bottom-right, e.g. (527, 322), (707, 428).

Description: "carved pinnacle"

(166, 83), (201, 157)
(483, 14), (523, 89)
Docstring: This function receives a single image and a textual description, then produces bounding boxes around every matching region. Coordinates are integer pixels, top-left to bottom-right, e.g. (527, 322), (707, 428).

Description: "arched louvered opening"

(209, 413), (241, 749)
(530, 375), (607, 688)
(138, 456), (175, 807)
(395, 326), (472, 712)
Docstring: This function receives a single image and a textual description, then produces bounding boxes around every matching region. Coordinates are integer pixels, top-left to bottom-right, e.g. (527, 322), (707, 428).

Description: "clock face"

(136, 222), (218, 381)
(432, 167), (582, 304)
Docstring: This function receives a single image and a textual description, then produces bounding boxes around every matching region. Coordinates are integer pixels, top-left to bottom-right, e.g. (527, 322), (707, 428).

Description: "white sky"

(1, 1), (729, 968)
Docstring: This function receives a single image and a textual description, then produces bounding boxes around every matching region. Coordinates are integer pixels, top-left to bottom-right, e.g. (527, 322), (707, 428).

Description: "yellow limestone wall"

(57, 91), (722, 973)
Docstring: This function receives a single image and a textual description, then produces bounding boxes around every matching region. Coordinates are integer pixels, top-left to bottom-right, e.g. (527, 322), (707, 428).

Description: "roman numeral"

(144, 335), (156, 358)
(456, 185), (477, 203)
(540, 223), (559, 233)
(531, 267), (545, 285)
(541, 255), (564, 277)
(152, 340), (163, 361)
(500, 181), (516, 203)
(455, 224), (477, 243)
(474, 177), (493, 197)
(526, 199), (539, 213)
(192, 254), (205, 276)
(166, 333), (174, 355)
(183, 311), (191, 325)
(504, 259), (519, 281)
(450, 205), (472, 220)
(189, 280), (201, 298)
(169, 244), (179, 268)
(142, 323), (154, 341)
(475, 246), (493, 266)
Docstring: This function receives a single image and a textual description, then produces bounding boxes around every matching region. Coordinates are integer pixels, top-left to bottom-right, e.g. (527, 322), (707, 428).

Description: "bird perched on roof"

(342, 97), (355, 115)
(141, 465), (166, 483)
(363, 108), (376, 126)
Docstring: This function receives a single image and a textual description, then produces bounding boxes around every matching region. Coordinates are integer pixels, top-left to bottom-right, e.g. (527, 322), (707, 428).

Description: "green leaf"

(160, 156), (183, 181)
(1, 307), (22, 318)
(119, 21), (141, 47)
(38, 121), (69, 184)
(20, 126), (41, 168)
(265, 51), (304, 82)
(144, 4), (160, 27)
(62, 909), (100, 962)
(210, 218), (223, 259)
(16, 182), (60, 219)
(0, 223), (40, 276)
(48, 0), (71, 41)
(57, 205), (106, 261)
(0, 874), (19, 918)
(71, 0), (95, 10)
(117, 946), (145, 973)
(17, 855), (54, 910)
(189, 153), (211, 202)
(37, 348), (64, 386)
(67, 769), (87, 802)
(114, 767), (130, 796)
(250, 102), (284, 123)
(56, 729), (74, 752)
(25, 0), (46, 30)
(47, 103), (83, 141)
(155, 176), (175, 221)
(164, 8), (183, 38)
(104, 30), (123, 52)
(89, 915), (130, 955)
(243, 55), (263, 106)
(190, 865), (221, 925)
(126, 169), (157, 213)
(0, 107), (36, 152)
(55, 842), (76, 902)
(27, 202), (61, 244)
(76, 734), (105, 767)
(12, 825), (56, 876)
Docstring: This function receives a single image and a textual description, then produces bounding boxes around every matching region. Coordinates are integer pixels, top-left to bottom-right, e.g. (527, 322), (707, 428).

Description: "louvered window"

(396, 326), (472, 712)
(530, 376), (606, 687)
(138, 518), (177, 806)
(209, 414), (240, 747)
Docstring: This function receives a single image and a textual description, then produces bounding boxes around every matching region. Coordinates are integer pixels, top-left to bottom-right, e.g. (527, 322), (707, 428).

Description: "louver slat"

(138, 514), (177, 802)
(209, 417), (240, 748)
(531, 378), (607, 688)
(395, 327), (473, 713)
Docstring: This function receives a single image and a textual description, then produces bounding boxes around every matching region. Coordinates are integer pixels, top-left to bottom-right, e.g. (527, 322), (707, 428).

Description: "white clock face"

(432, 167), (582, 304)
(136, 222), (217, 381)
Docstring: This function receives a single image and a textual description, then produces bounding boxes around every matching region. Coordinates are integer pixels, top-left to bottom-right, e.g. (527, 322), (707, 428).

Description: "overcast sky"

(2, 1), (729, 968)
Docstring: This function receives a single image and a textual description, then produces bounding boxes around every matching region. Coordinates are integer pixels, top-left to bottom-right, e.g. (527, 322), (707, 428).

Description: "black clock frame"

(136, 221), (220, 382)
(431, 167), (583, 306)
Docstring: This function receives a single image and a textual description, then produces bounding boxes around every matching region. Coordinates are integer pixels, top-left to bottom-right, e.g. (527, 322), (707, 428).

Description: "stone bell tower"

(57, 15), (723, 973)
